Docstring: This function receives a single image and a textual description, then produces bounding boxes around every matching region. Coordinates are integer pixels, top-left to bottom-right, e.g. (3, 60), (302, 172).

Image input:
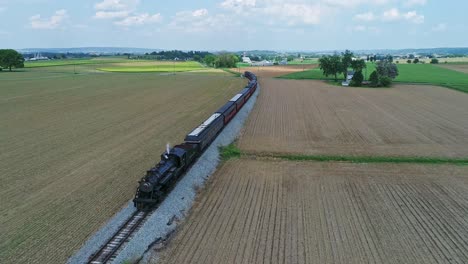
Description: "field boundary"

(221, 144), (468, 165)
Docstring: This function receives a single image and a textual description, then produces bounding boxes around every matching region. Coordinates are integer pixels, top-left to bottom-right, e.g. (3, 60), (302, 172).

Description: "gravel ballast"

(68, 81), (259, 264)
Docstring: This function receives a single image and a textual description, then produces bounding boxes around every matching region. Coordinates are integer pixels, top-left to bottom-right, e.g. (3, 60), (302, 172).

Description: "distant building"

(28, 53), (49, 61)
(242, 56), (252, 64)
(251, 60), (274, 66)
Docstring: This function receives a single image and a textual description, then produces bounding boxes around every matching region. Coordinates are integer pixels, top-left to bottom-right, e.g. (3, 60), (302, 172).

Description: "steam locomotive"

(133, 71), (257, 210)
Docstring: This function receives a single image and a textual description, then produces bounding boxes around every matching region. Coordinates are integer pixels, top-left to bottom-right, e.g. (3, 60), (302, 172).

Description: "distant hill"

(352, 47), (468, 56)
(17, 47), (468, 56)
(18, 47), (160, 55)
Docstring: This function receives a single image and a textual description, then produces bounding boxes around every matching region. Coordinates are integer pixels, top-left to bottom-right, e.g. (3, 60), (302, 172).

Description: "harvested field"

(438, 64), (468, 74)
(0, 72), (244, 264)
(155, 159), (468, 264)
(238, 78), (468, 157)
(233, 65), (316, 78)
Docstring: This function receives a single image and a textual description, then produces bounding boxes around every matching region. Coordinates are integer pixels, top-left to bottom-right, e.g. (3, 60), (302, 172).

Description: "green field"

(1, 59), (227, 79)
(280, 63), (468, 92)
(98, 61), (204, 72)
(24, 57), (133, 68)
(287, 58), (319, 65)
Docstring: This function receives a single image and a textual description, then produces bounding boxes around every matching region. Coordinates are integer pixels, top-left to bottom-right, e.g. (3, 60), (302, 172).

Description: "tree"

(350, 59), (367, 72)
(0, 49), (24, 71)
(350, 71), (364, 87)
(318, 55), (343, 82)
(204, 55), (217, 67)
(369, 70), (379, 87)
(430, 58), (439, 64)
(380, 76), (392, 87)
(407, 59), (412, 64)
(376, 60), (399, 79)
(214, 53), (239, 68)
(413, 58), (419, 64)
(385, 55), (394, 62)
(193, 54), (201, 62)
(341, 50), (354, 80)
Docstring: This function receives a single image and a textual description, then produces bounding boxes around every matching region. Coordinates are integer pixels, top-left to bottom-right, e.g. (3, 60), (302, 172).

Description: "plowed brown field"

(233, 65), (316, 78)
(238, 78), (468, 157)
(156, 159), (468, 264)
(438, 64), (468, 74)
(0, 73), (244, 264)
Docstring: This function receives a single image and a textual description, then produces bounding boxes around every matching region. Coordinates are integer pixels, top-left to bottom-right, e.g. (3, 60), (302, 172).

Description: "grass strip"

(248, 152), (468, 165)
(220, 143), (242, 160)
(220, 144), (468, 165)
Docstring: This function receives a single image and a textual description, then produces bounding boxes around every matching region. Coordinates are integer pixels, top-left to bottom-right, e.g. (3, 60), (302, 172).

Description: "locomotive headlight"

(140, 182), (153, 192)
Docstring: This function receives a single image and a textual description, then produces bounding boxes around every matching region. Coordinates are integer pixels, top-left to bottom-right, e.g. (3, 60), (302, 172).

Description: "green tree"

(193, 54), (201, 62)
(413, 58), (419, 64)
(0, 49), (24, 71)
(318, 55), (343, 82)
(385, 55), (394, 62)
(376, 60), (399, 79)
(430, 58), (439, 64)
(214, 53), (239, 68)
(380, 76), (392, 87)
(341, 50), (354, 80)
(369, 70), (379, 87)
(204, 55), (217, 67)
(350, 71), (364, 87)
(407, 59), (412, 64)
(350, 59), (367, 72)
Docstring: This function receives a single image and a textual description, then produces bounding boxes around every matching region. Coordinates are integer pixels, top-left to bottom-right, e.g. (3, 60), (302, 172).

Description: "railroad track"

(88, 210), (149, 264)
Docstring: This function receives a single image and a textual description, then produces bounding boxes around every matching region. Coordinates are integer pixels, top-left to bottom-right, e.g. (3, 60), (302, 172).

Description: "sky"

(0, 0), (466, 51)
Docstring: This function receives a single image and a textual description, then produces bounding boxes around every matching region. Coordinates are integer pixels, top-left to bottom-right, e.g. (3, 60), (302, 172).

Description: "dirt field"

(233, 65), (316, 78)
(437, 64), (468, 74)
(156, 159), (468, 264)
(0, 72), (244, 263)
(238, 78), (468, 157)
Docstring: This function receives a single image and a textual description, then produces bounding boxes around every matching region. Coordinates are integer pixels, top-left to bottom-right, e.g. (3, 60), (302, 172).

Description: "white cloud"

(354, 12), (375, 21)
(94, 0), (140, 21)
(220, 1), (323, 26)
(30, 9), (68, 29)
(94, 0), (139, 11)
(324, 0), (389, 8)
(432, 23), (447, 32)
(191, 9), (209, 17)
(403, 11), (424, 24)
(382, 8), (424, 24)
(404, 0), (427, 7)
(382, 8), (400, 21)
(114, 13), (162, 26)
(94, 11), (129, 19)
(169, 9), (242, 33)
(220, 0), (256, 10)
(264, 3), (322, 25)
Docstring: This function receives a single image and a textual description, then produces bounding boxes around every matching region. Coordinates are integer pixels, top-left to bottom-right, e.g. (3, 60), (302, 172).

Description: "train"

(133, 71), (258, 210)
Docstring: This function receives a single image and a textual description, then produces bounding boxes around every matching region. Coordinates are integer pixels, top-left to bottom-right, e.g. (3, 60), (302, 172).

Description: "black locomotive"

(133, 71), (257, 210)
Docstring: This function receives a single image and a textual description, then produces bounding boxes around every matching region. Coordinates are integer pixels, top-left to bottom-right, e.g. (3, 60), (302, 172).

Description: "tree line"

(318, 50), (399, 87)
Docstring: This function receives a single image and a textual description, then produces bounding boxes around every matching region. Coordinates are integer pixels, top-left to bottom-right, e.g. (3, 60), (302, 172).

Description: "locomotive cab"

(161, 146), (187, 168)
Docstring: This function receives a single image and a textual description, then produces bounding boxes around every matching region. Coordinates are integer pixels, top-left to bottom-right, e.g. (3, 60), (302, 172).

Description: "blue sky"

(0, 0), (466, 51)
